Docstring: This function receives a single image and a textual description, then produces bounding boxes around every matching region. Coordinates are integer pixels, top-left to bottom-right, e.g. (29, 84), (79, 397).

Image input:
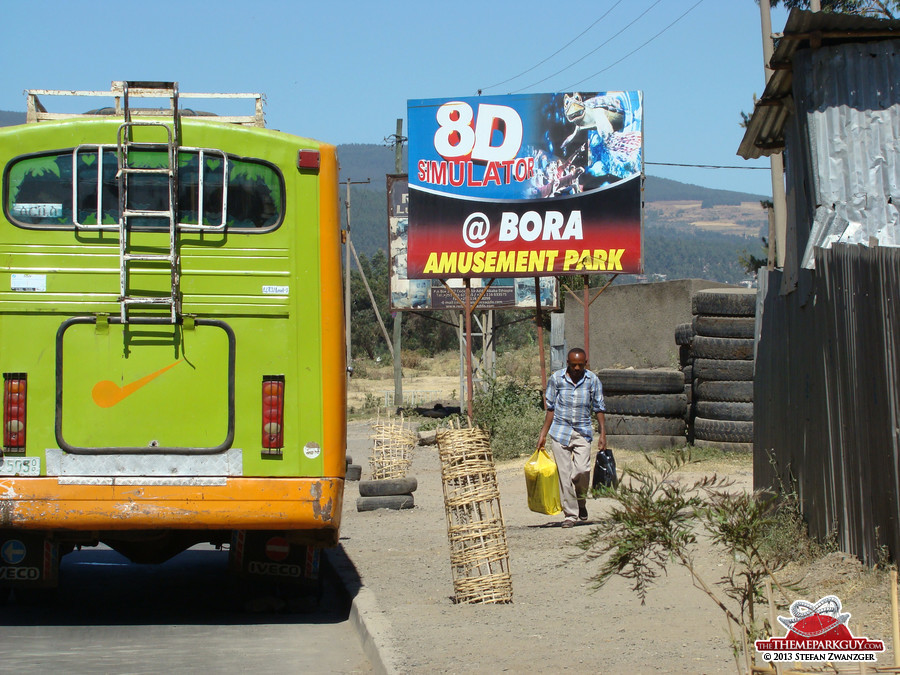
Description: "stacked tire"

(597, 369), (687, 450)
(356, 476), (417, 512)
(346, 454), (362, 481)
(690, 289), (756, 452)
(675, 322), (695, 433)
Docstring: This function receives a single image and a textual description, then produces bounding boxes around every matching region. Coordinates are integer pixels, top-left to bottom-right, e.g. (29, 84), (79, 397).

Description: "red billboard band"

(407, 176), (642, 279)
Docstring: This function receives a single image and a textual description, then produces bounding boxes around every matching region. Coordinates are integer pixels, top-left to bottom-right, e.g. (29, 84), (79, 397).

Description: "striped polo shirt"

(545, 367), (605, 446)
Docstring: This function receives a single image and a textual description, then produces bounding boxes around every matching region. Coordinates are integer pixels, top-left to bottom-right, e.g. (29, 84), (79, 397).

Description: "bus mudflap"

(0, 531), (59, 588)
(229, 530), (321, 589)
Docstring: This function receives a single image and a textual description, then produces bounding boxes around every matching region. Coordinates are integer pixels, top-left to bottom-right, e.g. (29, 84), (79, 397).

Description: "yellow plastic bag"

(524, 447), (562, 515)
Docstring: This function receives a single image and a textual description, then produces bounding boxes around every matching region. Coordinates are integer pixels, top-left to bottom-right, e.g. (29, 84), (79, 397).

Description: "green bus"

(0, 81), (346, 590)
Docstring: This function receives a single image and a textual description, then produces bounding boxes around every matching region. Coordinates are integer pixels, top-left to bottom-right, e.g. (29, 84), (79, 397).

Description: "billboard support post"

(535, 276), (547, 407)
(439, 278), (495, 426)
(464, 279), (474, 425)
(583, 275), (591, 366)
(392, 119), (405, 409)
(563, 273), (619, 368)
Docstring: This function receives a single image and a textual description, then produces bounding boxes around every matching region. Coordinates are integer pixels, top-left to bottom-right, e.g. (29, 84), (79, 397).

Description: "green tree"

(350, 249), (392, 360)
(738, 237), (769, 278)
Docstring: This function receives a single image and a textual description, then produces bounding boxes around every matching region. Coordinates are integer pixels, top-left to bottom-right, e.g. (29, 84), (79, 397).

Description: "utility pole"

(390, 119), (407, 411)
(343, 177), (371, 381)
(758, 0), (787, 271)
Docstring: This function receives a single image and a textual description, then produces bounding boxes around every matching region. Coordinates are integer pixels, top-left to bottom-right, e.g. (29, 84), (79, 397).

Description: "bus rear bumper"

(0, 477), (344, 534)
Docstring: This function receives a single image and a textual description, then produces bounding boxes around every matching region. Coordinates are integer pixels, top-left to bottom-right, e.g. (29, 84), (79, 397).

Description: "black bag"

(591, 449), (618, 490)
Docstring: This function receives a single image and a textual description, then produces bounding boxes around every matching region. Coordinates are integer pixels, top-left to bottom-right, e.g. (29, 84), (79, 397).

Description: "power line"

(647, 161), (769, 170)
(563, 0), (704, 90)
(511, 1), (664, 94)
(479, 1), (622, 93)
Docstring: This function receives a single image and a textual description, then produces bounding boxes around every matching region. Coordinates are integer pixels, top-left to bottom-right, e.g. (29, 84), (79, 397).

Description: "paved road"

(0, 545), (371, 674)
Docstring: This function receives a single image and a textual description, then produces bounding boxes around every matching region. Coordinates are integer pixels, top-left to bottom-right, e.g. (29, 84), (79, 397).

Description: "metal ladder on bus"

(117, 81), (181, 324)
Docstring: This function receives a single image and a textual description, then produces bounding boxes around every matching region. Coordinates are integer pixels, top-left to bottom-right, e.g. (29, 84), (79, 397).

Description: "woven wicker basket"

(369, 415), (417, 480)
(437, 425), (512, 605)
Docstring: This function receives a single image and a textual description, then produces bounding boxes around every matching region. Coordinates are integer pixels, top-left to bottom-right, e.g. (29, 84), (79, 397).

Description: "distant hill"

(0, 111), (25, 126)
(333, 144), (769, 283)
(0, 117), (767, 282)
(644, 175), (766, 206)
(334, 142), (768, 205)
(338, 143), (408, 183)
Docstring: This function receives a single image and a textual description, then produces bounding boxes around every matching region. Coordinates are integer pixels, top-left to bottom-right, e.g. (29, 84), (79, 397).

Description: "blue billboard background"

(408, 91), (642, 201)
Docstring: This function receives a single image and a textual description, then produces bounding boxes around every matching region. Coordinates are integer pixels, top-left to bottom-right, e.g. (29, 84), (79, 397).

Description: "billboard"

(388, 174), (558, 311)
(407, 92), (643, 279)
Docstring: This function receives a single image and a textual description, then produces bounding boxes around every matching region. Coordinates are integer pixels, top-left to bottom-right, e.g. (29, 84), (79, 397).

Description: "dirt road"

(336, 421), (895, 674)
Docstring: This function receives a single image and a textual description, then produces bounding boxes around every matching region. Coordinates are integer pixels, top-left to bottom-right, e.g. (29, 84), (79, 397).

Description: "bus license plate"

(0, 457), (40, 476)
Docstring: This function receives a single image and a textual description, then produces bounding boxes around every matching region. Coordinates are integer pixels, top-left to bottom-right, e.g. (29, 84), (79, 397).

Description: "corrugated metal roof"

(737, 8), (900, 159)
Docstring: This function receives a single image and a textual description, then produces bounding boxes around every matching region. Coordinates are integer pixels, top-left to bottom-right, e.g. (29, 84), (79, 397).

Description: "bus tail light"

(4, 373), (27, 450)
(297, 149), (320, 171)
(262, 376), (285, 451)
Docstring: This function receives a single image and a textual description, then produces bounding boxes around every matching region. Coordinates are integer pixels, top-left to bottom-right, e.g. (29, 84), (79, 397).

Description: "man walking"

(537, 347), (606, 528)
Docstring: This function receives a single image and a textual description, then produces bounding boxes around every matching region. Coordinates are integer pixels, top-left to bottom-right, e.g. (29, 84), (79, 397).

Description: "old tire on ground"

(692, 288), (756, 317)
(597, 369), (684, 394)
(691, 336), (754, 361)
(693, 417), (753, 443)
(345, 464), (362, 481)
(605, 414), (686, 436)
(603, 393), (687, 417)
(356, 494), (414, 512)
(675, 323), (694, 346)
(692, 438), (752, 453)
(692, 315), (755, 339)
(358, 477), (418, 497)
(693, 358), (754, 382)
(694, 380), (753, 402)
(682, 364), (693, 383)
(695, 400), (753, 421)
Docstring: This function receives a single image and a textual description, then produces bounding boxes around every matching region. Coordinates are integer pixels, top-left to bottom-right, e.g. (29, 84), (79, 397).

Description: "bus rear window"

(5, 149), (284, 231)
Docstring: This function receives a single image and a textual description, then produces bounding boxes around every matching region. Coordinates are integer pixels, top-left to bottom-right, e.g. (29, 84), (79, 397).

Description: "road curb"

(323, 545), (401, 675)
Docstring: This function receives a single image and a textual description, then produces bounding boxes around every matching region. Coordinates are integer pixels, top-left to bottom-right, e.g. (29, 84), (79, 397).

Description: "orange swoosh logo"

(92, 360), (182, 408)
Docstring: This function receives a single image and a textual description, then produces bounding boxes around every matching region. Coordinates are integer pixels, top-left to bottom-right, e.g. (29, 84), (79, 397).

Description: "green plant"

(577, 449), (801, 673)
(495, 348), (539, 381)
(668, 350), (680, 371)
(401, 351), (423, 370)
(363, 392), (380, 411)
(416, 413), (466, 432)
(351, 361), (369, 379)
(677, 443), (726, 463)
(472, 376), (544, 460)
(758, 453), (838, 565)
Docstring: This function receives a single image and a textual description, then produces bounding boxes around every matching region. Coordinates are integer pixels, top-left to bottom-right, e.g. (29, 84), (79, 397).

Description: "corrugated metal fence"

(754, 243), (900, 565)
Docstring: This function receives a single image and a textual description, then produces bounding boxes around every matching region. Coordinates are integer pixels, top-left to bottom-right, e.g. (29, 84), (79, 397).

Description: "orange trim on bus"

(317, 144), (347, 479)
(0, 477), (344, 532)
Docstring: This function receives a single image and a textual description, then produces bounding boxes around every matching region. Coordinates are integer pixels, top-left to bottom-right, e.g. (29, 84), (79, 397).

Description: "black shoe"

(578, 504), (588, 521)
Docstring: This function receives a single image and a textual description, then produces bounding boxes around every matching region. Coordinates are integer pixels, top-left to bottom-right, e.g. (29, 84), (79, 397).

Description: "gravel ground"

(337, 421), (896, 674)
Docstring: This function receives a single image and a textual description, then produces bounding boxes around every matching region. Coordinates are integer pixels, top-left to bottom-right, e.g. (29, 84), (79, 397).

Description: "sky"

(0, 0), (790, 197)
